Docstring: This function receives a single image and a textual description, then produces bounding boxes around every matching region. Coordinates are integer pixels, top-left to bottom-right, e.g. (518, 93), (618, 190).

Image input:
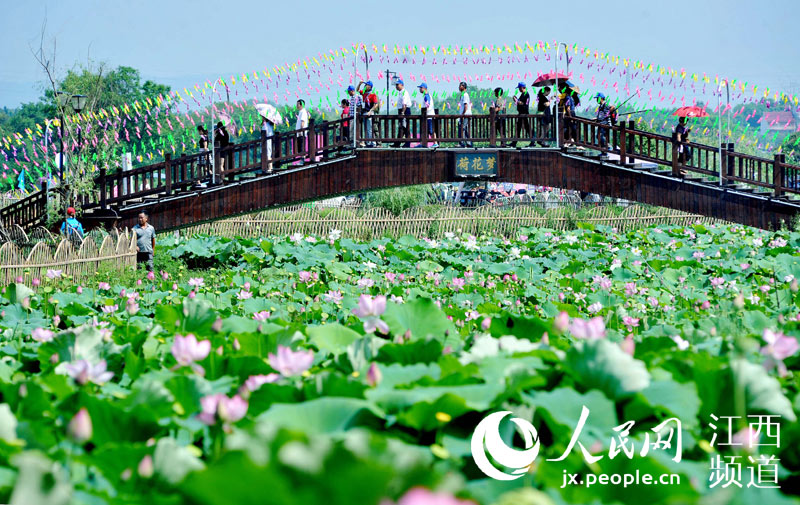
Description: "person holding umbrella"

(255, 103), (282, 174)
(511, 82), (530, 147)
(672, 106), (707, 169)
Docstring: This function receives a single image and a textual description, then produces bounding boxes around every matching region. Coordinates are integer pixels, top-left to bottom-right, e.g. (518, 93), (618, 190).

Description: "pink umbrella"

(533, 72), (570, 87)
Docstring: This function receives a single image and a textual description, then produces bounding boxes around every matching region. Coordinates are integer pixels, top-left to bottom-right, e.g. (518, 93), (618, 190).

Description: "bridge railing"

(366, 112), (553, 146)
(5, 114), (800, 231)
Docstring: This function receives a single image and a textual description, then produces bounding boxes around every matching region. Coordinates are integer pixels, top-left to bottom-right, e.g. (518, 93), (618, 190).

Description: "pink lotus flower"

(366, 363), (382, 387)
(101, 304), (118, 313)
(450, 277), (466, 291)
(126, 298), (140, 315)
(237, 289), (253, 300)
(197, 393), (248, 425)
(188, 290), (196, 298)
(761, 329), (799, 376)
(46, 269), (62, 279)
(98, 282), (111, 290)
(32, 327), (55, 343)
(671, 335), (690, 350)
(554, 312), (570, 332)
(252, 310), (271, 321)
(64, 359), (114, 385)
(15, 276), (23, 283)
(380, 487), (476, 505)
(171, 334), (211, 374)
(351, 294), (389, 334)
(569, 317), (606, 340)
(621, 335), (635, 356)
(693, 251), (705, 259)
(587, 302), (603, 314)
(32, 278), (40, 287)
(622, 316), (640, 329)
(740, 263), (750, 270)
(77, 286), (83, 294)
(146, 271), (155, 281)
(241, 373), (281, 394)
(161, 271), (169, 280)
(385, 272), (397, 283)
(465, 310), (480, 321)
(323, 290), (343, 304)
(711, 277), (725, 287)
(732, 427), (761, 450)
(298, 271), (313, 283)
(481, 317), (491, 331)
(68, 408), (92, 443)
(268, 345), (314, 376)
(138, 455), (154, 478)
(188, 277), (204, 288)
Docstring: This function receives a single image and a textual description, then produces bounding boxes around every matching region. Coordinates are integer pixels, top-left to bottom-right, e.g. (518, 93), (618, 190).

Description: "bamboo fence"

(185, 205), (728, 240)
(0, 228), (137, 285)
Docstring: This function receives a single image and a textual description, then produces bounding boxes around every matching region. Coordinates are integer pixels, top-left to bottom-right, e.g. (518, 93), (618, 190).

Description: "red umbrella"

(673, 106), (709, 118)
(533, 72), (570, 87)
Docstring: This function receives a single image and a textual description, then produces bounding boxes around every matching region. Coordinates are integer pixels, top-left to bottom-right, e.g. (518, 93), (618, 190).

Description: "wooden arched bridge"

(2, 112), (800, 232)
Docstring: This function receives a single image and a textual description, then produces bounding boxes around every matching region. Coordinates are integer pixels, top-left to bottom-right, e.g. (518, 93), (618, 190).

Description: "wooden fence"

(184, 205), (728, 240)
(0, 229), (137, 285)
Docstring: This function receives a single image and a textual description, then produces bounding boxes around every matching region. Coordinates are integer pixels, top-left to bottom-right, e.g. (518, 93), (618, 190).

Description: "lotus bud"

(481, 317), (491, 331)
(366, 363), (382, 387)
(212, 318), (223, 332)
(233, 338), (241, 351)
(137, 455), (154, 478)
(68, 408), (92, 443)
(734, 293), (745, 309)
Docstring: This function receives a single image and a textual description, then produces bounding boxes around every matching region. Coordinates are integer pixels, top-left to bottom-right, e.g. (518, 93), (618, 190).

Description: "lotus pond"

(1, 223), (800, 505)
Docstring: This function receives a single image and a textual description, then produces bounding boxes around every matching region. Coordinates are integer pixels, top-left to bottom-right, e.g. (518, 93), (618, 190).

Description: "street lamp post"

(717, 81), (727, 186)
(56, 91), (71, 183)
(70, 95), (87, 170)
(554, 43), (560, 148)
(385, 70), (399, 116)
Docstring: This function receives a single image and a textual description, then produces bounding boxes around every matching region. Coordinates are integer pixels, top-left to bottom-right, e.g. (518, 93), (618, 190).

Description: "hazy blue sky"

(1, 0), (798, 107)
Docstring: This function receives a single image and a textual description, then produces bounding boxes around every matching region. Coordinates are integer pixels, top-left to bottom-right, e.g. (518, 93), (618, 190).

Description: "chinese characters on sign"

(454, 152), (498, 177)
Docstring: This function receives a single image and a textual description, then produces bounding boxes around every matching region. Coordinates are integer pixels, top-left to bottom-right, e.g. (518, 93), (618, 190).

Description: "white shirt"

(296, 108), (309, 130)
(459, 91), (472, 115)
(395, 88), (411, 110)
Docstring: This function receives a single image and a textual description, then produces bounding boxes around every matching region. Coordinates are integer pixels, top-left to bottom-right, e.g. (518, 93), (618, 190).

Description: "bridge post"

(725, 143), (735, 183)
(213, 141), (221, 184)
(421, 109), (429, 147)
(720, 143), (729, 186)
(618, 122), (627, 166)
(671, 134), (681, 177)
(627, 120), (635, 164)
(308, 118), (318, 162)
(164, 153), (172, 196)
(488, 108), (496, 147)
(99, 167), (107, 209)
(774, 153), (786, 197)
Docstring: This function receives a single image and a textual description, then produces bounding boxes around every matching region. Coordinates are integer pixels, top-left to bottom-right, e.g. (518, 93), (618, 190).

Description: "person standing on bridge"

(511, 82), (531, 147)
(197, 125), (211, 181)
(394, 79), (412, 148)
(295, 99), (310, 156)
(214, 122), (230, 171)
(491, 88), (507, 145)
(347, 86), (364, 147)
(261, 116), (274, 173)
(133, 211), (156, 273)
(594, 93), (613, 150)
(418, 83), (439, 148)
(458, 82), (473, 148)
(357, 81), (380, 147)
(536, 86), (552, 146)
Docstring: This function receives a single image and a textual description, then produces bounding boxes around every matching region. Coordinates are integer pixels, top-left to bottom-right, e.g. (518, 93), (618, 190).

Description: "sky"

(1, 0), (799, 108)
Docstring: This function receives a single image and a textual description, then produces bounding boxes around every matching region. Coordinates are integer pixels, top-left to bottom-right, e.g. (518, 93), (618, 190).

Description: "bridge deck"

(2, 113), (799, 232)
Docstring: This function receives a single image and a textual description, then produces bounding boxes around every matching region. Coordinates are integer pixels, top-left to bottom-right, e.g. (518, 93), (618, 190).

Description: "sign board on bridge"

(453, 152), (498, 178)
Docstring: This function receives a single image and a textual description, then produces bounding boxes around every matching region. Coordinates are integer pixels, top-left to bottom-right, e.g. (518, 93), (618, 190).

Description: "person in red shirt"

(357, 80), (380, 147)
(340, 99), (350, 142)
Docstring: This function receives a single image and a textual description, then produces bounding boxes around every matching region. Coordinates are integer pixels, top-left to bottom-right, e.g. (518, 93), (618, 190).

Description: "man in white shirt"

(295, 99), (310, 156)
(458, 82), (473, 147)
(394, 79), (412, 147)
(261, 116), (274, 173)
(347, 85), (364, 146)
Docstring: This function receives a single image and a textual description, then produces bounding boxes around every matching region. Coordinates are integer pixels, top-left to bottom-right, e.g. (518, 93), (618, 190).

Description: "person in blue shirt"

(595, 93), (613, 149)
(60, 207), (84, 240)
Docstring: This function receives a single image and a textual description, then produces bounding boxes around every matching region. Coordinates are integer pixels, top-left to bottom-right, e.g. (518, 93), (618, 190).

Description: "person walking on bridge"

(394, 79), (411, 147)
(418, 83), (439, 148)
(458, 82), (473, 147)
(196, 125), (211, 181)
(260, 117), (274, 173)
(133, 211), (156, 273)
(511, 82), (530, 147)
(357, 81), (380, 147)
(214, 121), (230, 171)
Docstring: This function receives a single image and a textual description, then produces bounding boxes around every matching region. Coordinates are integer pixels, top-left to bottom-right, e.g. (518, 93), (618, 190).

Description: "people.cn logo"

(471, 411), (540, 480)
